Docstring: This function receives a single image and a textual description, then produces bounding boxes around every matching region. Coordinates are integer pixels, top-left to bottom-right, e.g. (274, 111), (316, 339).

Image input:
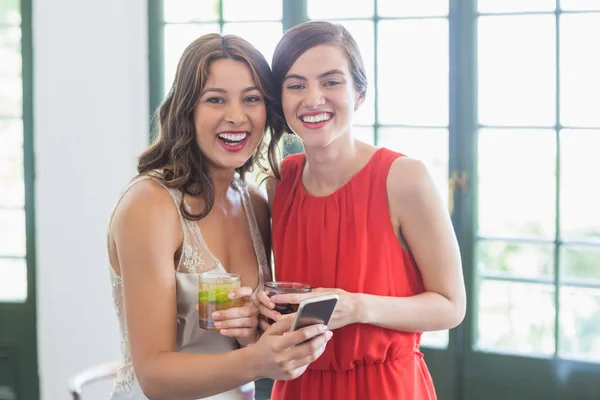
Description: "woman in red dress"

(258, 21), (466, 400)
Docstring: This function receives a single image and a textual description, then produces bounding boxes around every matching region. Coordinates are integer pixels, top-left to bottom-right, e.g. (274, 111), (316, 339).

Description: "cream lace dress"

(108, 172), (271, 400)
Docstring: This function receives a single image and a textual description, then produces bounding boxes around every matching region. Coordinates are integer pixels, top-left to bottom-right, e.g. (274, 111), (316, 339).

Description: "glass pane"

(378, 128), (449, 204)
(560, 14), (600, 127)
(421, 330), (449, 349)
(163, 0), (220, 23)
(560, 286), (600, 362)
(478, 15), (555, 126)
(0, 119), (24, 208)
(308, 0), (374, 19)
(222, 22), (282, 66)
(0, 258), (27, 302)
(352, 126), (374, 145)
(478, 240), (554, 278)
(561, 0), (600, 10)
(477, 280), (555, 355)
(378, 0), (448, 17)
(334, 20), (374, 125)
(0, 0), (20, 25)
(478, 0), (555, 13)
(560, 130), (600, 241)
(561, 245), (600, 282)
(163, 23), (221, 95)
(223, 0), (282, 21)
(478, 129), (556, 238)
(0, 27), (21, 76)
(0, 209), (26, 257)
(378, 19), (448, 126)
(0, 27), (22, 117)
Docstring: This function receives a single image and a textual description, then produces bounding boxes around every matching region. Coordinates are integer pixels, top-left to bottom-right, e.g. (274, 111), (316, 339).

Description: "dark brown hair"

(271, 21), (368, 134)
(138, 33), (283, 221)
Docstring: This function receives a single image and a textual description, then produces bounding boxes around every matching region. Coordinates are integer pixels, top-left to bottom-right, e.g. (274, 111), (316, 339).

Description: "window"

(149, 1), (600, 397)
(161, 0), (283, 97)
(0, 0), (29, 303)
(475, 1), (600, 363)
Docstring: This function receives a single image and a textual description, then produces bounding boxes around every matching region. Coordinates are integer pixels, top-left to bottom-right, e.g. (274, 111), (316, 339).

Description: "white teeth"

(301, 113), (331, 123)
(217, 132), (248, 142)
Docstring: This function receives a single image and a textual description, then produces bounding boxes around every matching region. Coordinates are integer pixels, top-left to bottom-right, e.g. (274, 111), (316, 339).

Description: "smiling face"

(193, 58), (267, 171)
(281, 44), (364, 149)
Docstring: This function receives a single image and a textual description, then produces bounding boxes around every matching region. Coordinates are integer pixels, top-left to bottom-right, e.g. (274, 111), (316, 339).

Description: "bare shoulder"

(386, 156), (435, 202)
(111, 178), (181, 242)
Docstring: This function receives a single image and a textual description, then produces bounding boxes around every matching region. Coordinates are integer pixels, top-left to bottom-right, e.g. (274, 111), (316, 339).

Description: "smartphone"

(290, 294), (339, 332)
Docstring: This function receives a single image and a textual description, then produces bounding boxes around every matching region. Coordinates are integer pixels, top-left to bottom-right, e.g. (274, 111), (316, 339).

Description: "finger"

(213, 305), (257, 321)
(312, 288), (332, 293)
(288, 331), (333, 362)
(214, 316), (257, 330)
(257, 290), (275, 308)
(258, 303), (281, 322)
(259, 317), (271, 332)
(228, 286), (253, 299)
(285, 336), (331, 370)
(265, 314), (297, 335)
(279, 365), (308, 381)
(270, 292), (315, 305)
(277, 322), (328, 348)
(220, 327), (257, 338)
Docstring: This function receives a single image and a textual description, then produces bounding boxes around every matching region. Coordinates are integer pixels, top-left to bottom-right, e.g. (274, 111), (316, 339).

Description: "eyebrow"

(284, 69), (346, 82)
(201, 86), (259, 95)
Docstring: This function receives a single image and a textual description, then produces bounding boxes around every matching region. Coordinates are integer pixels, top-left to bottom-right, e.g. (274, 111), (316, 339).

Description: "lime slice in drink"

(198, 287), (231, 304)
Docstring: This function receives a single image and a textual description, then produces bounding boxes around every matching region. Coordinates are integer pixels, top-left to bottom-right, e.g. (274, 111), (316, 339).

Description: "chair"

(68, 361), (120, 400)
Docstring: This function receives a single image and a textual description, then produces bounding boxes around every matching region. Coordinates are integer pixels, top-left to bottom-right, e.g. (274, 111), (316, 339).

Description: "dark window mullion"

(0, 255), (27, 260)
(479, 273), (555, 286)
(553, 1), (562, 359)
(373, 0), (379, 145)
(282, 0), (306, 30)
(148, 0), (164, 130)
(218, 0), (224, 30)
(477, 235), (556, 244)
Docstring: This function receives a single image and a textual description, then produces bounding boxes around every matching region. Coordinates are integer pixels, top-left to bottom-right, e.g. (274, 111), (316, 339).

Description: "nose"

(225, 101), (248, 126)
(302, 85), (325, 109)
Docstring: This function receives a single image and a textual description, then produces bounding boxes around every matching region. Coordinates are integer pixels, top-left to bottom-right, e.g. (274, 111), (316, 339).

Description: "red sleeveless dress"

(271, 148), (437, 400)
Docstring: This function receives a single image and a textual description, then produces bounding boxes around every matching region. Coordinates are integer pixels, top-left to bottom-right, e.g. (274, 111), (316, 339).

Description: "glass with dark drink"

(264, 281), (312, 323)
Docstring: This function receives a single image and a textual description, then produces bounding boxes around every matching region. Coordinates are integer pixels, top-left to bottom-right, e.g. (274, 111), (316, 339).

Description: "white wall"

(33, 1), (149, 399)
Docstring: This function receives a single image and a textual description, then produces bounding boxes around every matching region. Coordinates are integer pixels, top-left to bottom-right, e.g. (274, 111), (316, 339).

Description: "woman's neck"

(209, 167), (237, 201)
(302, 133), (365, 196)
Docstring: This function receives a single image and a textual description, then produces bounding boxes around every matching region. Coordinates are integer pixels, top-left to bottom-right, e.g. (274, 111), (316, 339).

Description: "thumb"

(266, 313), (296, 335)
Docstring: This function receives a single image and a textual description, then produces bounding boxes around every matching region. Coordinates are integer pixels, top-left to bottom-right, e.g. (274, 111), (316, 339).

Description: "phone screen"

(291, 296), (338, 331)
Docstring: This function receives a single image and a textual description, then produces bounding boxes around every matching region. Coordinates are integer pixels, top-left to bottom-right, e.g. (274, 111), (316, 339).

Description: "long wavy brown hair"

(139, 33), (284, 221)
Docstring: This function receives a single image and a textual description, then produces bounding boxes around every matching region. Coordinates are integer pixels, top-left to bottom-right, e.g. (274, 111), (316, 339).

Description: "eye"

(287, 84), (304, 90)
(207, 97), (225, 104)
(244, 95), (262, 103)
(324, 80), (341, 87)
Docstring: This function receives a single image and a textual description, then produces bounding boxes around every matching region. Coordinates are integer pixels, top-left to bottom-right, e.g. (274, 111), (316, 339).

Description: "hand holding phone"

(290, 294), (339, 332)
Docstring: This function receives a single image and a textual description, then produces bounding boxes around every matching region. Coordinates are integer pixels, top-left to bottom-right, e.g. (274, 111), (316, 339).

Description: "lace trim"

(182, 240), (205, 273)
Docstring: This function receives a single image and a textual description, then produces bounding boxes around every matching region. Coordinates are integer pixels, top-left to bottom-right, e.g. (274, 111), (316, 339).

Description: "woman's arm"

(354, 157), (466, 332)
(111, 180), (331, 400)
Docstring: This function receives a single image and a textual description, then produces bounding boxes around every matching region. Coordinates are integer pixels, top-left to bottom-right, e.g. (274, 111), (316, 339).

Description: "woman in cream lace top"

(106, 33), (332, 400)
